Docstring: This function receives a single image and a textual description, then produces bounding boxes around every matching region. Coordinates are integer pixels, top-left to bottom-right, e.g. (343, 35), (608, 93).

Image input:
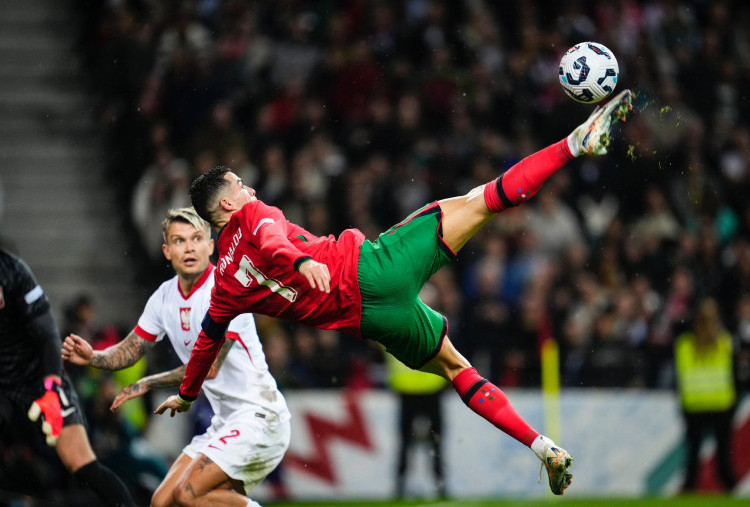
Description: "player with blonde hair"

(63, 207), (289, 506)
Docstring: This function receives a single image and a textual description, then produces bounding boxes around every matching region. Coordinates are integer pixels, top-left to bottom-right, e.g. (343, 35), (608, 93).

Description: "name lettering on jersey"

(180, 307), (191, 331)
(0, 286), (4, 309)
(234, 255), (298, 302)
(219, 229), (243, 275)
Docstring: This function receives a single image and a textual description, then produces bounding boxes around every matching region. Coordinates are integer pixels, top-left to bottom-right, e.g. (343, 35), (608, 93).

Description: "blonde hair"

(161, 207), (211, 244)
(694, 297), (723, 349)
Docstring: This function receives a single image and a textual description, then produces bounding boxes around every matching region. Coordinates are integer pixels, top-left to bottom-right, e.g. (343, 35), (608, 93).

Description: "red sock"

(483, 138), (574, 212)
(453, 367), (539, 447)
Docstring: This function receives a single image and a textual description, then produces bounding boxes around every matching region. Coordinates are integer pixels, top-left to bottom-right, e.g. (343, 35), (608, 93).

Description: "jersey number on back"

(234, 255), (298, 302)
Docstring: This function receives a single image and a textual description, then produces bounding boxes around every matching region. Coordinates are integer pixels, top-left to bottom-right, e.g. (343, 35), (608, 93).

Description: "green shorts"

(357, 202), (456, 368)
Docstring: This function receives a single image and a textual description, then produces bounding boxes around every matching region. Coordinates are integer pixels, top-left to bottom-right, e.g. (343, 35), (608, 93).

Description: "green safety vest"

(386, 353), (447, 395)
(674, 331), (735, 413)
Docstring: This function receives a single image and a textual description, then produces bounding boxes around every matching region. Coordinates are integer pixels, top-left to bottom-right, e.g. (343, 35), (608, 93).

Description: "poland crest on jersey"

(180, 307), (191, 331)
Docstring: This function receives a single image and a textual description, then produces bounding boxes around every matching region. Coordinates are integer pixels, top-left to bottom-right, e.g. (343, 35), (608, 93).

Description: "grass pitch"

(268, 496), (745, 507)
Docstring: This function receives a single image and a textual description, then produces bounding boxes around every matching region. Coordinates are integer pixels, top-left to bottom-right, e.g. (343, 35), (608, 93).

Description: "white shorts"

(183, 408), (291, 494)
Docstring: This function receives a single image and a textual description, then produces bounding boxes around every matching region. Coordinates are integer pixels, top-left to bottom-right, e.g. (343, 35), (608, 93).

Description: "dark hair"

(189, 165), (232, 225)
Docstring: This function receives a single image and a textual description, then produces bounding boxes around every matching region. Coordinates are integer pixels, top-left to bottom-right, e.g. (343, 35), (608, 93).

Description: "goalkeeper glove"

(28, 375), (71, 446)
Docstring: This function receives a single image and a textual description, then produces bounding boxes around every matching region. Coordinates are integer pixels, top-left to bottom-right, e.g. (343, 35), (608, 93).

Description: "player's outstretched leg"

(483, 88), (633, 214)
(439, 89), (633, 254)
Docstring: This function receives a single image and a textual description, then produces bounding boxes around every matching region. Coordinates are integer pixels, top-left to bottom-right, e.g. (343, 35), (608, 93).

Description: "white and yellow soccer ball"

(559, 42), (619, 103)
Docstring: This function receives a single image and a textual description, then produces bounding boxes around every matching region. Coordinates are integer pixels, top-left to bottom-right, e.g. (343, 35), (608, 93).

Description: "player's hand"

(154, 394), (193, 417)
(28, 375), (71, 446)
(111, 381), (149, 412)
(61, 334), (94, 366)
(207, 361), (220, 379)
(298, 259), (331, 293)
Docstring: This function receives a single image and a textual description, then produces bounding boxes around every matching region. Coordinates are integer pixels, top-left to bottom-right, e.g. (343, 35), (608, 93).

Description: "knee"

(424, 338), (470, 380)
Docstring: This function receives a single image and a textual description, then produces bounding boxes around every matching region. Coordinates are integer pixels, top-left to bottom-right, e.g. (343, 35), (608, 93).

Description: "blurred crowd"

(68, 0), (750, 397)
(6, 0), (748, 501)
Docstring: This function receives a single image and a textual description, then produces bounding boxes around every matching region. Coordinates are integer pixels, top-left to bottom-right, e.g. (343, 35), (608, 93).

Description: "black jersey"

(0, 248), (60, 389)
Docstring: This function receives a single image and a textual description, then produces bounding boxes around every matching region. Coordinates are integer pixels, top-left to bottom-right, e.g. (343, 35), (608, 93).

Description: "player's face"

(162, 222), (214, 277)
(223, 171), (256, 207)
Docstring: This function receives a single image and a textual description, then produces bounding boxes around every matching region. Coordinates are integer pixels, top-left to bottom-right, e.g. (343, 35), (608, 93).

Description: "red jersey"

(181, 200), (365, 399)
(212, 200), (365, 333)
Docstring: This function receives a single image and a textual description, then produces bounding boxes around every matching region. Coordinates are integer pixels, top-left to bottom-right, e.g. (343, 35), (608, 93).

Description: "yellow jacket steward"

(674, 331), (736, 413)
(386, 353), (447, 394)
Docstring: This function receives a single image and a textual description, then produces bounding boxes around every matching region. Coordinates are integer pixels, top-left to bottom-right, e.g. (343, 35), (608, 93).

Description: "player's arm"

(111, 365), (185, 412)
(28, 310), (64, 381)
(254, 210), (331, 292)
(15, 264), (68, 446)
(26, 313), (69, 446)
(155, 312), (228, 417)
(208, 336), (234, 377)
(62, 329), (154, 370)
(111, 339), (233, 411)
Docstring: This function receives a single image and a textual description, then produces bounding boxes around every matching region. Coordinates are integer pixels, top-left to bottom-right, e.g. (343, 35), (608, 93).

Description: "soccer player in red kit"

(157, 89), (633, 495)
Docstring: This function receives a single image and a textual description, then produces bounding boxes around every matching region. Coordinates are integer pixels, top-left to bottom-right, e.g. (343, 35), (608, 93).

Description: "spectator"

(71, 0), (750, 395)
(674, 298), (737, 493)
(131, 147), (190, 264)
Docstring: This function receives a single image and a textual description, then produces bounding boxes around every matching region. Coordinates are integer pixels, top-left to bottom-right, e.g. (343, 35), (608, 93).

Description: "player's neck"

(214, 216), (229, 232)
(215, 206), (244, 232)
(177, 271), (204, 295)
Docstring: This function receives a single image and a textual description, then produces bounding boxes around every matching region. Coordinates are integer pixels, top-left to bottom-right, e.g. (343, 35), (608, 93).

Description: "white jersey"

(134, 265), (289, 423)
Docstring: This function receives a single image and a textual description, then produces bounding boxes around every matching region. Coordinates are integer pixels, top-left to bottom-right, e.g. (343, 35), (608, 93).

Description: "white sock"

(567, 133), (580, 157)
(531, 435), (554, 460)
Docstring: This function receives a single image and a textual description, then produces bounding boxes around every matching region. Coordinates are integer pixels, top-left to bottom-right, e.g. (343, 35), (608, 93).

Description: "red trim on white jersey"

(177, 264), (215, 300)
(228, 332), (255, 366)
(134, 324), (158, 342)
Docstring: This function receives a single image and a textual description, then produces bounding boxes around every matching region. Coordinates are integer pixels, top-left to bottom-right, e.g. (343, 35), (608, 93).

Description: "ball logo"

(586, 42), (611, 59)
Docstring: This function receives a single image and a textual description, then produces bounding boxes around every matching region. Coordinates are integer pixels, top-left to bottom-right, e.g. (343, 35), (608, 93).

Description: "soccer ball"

(559, 42), (619, 103)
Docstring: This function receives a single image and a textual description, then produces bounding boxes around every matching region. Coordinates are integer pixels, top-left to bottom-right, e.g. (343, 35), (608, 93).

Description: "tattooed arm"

(110, 364), (185, 411)
(62, 329), (154, 371)
(110, 339), (235, 412)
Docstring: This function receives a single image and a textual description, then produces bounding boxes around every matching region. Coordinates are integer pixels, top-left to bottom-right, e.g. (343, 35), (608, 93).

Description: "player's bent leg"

(422, 338), (539, 445)
(422, 338), (574, 495)
(173, 453), (246, 507)
(152, 453), (194, 507)
(419, 335), (472, 381)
